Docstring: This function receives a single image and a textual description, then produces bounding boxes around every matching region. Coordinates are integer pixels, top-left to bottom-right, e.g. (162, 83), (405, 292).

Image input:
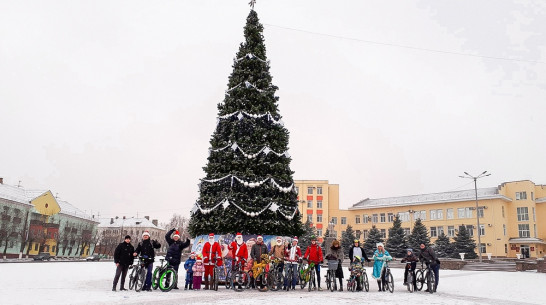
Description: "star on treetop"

(249, 0), (256, 10)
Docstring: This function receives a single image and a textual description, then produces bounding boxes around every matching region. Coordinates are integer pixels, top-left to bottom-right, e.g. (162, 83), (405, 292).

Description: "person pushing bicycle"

(419, 243), (440, 292)
(401, 248), (418, 289)
(165, 228), (190, 289)
(303, 235), (324, 291)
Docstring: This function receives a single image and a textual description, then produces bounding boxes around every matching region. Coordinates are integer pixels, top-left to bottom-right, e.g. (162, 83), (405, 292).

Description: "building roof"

(0, 183), (95, 221)
(98, 217), (163, 230)
(350, 187), (512, 210)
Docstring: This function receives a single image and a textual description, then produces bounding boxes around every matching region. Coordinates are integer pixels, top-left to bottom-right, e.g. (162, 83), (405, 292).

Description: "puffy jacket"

(192, 263), (205, 277)
(165, 229), (190, 265)
(184, 258), (196, 273)
(304, 243), (323, 264)
(114, 241), (135, 266)
(419, 246), (438, 264)
(250, 242), (268, 263)
(135, 239), (161, 263)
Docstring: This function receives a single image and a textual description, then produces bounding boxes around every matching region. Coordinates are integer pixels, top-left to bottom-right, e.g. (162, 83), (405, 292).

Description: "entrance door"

(520, 245), (530, 258)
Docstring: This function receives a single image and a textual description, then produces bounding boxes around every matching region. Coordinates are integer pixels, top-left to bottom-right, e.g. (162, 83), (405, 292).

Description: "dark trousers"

(113, 264), (129, 289)
(312, 264), (321, 288)
(284, 263), (298, 288)
(169, 261), (180, 287)
(143, 263), (154, 289)
(431, 263), (440, 291)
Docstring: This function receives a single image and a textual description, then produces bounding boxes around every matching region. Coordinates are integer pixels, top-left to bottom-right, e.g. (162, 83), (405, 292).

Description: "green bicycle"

(298, 259), (316, 292)
(151, 258), (177, 292)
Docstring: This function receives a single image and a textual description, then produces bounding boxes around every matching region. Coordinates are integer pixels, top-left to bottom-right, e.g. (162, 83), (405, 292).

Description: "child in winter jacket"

(192, 257), (205, 290)
(184, 252), (197, 290)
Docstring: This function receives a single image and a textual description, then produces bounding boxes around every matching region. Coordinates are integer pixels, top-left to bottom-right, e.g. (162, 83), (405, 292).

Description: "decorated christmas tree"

(188, 8), (302, 237)
(386, 216), (407, 258)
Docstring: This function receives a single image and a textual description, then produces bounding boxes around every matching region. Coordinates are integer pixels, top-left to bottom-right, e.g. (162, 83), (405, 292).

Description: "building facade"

(0, 179), (99, 259)
(96, 216), (167, 256)
(295, 179), (545, 258)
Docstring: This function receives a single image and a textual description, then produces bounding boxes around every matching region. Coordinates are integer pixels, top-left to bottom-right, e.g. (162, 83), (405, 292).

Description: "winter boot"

(184, 283), (188, 290)
(377, 280), (382, 291)
(204, 280), (209, 290)
(339, 278), (343, 291)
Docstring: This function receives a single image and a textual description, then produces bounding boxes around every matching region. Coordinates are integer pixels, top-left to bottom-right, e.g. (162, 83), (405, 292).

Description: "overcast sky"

(1, 0), (545, 224)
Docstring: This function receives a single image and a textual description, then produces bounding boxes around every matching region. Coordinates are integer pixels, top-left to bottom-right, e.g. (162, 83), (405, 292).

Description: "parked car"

(86, 255), (101, 261)
(34, 253), (52, 261)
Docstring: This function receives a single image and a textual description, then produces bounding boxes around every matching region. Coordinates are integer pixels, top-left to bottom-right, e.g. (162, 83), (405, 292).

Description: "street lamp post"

(459, 171), (491, 263)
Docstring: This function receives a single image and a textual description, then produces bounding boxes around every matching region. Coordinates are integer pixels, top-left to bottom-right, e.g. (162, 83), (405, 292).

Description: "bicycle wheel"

(415, 270), (424, 291)
(347, 277), (355, 292)
(151, 267), (160, 290)
(308, 269), (315, 292)
(407, 272), (414, 293)
(363, 272), (369, 292)
(300, 271), (307, 289)
(386, 271), (394, 293)
(256, 273), (266, 291)
(427, 270), (435, 294)
(159, 268), (177, 292)
(225, 269), (232, 290)
(326, 271), (332, 291)
(129, 266), (138, 290)
(135, 267), (146, 292)
(273, 270), (283, 291)
(213, 268), (219, 291)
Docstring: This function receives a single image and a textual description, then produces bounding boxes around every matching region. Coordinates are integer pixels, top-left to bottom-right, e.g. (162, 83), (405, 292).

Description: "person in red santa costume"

(228, 232), (248, 290)
(202, 233), (222, 290)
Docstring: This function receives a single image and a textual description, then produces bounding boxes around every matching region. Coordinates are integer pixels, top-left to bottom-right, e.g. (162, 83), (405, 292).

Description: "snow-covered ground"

(2, 261), (543, 305)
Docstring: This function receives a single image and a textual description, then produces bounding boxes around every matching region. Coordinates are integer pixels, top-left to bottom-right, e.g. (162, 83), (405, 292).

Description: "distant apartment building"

(295, 179), (546, 258)
(0, 178), (99, 259)
(96, 216), (167, 256)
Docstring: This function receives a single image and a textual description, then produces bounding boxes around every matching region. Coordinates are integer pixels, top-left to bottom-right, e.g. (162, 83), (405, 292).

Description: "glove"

(401, 259), (406, 263)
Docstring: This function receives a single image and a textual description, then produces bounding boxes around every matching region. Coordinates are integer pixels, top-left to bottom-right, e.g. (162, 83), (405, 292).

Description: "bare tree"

(162, 214), (189, 238)
(0, 204), (20, 259)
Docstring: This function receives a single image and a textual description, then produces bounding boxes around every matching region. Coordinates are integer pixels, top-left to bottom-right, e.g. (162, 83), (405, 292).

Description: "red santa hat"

(196, 256), (202, 262)
(236, 232), (243, 237)
(293, 236), (298, 243)
(257, 235), (263, 240)
(190, 252), (196, 257)
(208, 233), (215, 238)
(173, 230), (180, 238)
(142, 231), (150, 237)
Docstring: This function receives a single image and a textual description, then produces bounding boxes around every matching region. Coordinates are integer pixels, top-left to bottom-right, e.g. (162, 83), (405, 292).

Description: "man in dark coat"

(134, 231), (161, 291)
(250, 235), (268, 289)
(419, 243), (440, 292)
(113, 235), (134, 291)
(165, 228), (190, 289)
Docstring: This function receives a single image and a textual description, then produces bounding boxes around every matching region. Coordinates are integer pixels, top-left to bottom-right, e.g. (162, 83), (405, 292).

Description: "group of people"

(112, 231), (440, 293)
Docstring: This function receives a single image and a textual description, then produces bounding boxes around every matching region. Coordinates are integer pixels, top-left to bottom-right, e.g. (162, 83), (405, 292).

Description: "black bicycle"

(128, 256), (149, 292)
(403, 262), (415, 293)
(415, 261), (435, 294)
(229, 258), (249, 292)
(381, 259), (394, 293)
(151, 258), (177, 292)
(283, 261), (298, 290)
(209, 257), (223, 291)
(325, 259), (338, 292)
(269, 257), (284, 291)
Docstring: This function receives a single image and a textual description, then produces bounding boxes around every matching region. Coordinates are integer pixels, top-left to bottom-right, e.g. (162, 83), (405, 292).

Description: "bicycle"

(151, 258), (177, 292)
(269, 257), (284, 291)
(283, 261), (298, 290)
(229, 258), (249, 292)
(128, 256), (149, 292)
(380, 259), (394, 293)
(415, 261), (435, 294)
(253, 255), (271, 291)
(403, 261), (415, 293)
(298, 259), (316, 292)
(210, 257), (223, 291)
(325, 259), (338, 292)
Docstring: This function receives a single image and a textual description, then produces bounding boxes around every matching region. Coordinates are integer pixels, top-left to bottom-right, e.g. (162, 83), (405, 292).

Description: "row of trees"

(337, 216), (477, 259)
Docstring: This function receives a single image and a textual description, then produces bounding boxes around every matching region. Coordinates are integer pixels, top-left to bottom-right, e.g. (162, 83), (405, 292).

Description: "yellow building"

(296, 179), (545, 258)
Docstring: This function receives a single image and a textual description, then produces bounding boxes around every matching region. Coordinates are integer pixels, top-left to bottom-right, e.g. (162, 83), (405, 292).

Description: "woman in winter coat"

(372, 242), (392, 291)
(325, 239), (344, 291)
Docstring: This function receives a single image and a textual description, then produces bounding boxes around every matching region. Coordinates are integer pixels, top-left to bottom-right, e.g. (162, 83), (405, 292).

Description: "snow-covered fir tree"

(341, 225), (356, 257)
(386, 216), (407, 258)
(452, 225), (477, 259)
(434, 233), (454, 258)
(407, 218), (430, 250)
(298, 220), (317, 253)
(188, 9), (303, 237)
(363, 225), (384, 257)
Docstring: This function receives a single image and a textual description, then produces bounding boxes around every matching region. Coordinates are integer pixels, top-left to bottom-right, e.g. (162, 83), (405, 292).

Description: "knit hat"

(407, 248), (413, 253)
(311, 235), (317, 241)
(124, 235), (131, 240)
(142, 231), (150, 237)
(376, 242), (384, 248)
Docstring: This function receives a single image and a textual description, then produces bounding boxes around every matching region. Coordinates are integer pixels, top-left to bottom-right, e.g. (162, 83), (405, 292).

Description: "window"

(415, 210), (426, 220)
(398, 212), (410, 222)
(380, 213), (386, 223)
(430, 210), (436, 220)
(363, 214), (369, 224)
(380, 229), (386, 239)
(307, 187), (314, 194)
(317, 187), (323, 195)
(388, 213), (394, 222)
(534, 224), (537, 238)
(517, 207), (529, 221)
(437, 226), (444, 236)
(458, 208), (465, 218)
(518, 224), (530, 237)
(372, 214), (378, 223)
(430, 209), (443, 220)
(403, 228), (410, 236)
(466, 225), (474, 236)
(341, 217), (347, 225)
(317, 200), (323, 208)
(446, 208), (454, 219)
(477, 207), (484, 218)
(317, 214), (323, 222)
(466, 208), (473, 218)
(317, 229), (322, 237)
(531, 192), (534, 200)
(307, 200), (313, 208)
(480, 243), (486, 254)
(363, 230), (369, 239)
(307, 215), (313, 222)
(516, 191), (527, 200)
(355, 215), (361, 224)
(479, 224), (485, 236)
(355, 230), (361, 239)
(503, 224), (506, 236)
(420, 210), (426, 220)
(430, 227), (437, 237)
(331, 217), (337, 224)
(532, 208), (536, 222)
